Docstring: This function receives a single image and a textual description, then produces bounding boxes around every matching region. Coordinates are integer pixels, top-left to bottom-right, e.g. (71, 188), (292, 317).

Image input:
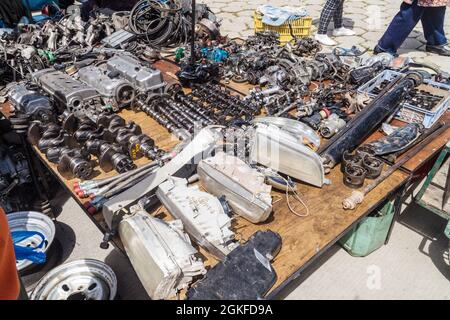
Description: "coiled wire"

(128, 0), (191, 51)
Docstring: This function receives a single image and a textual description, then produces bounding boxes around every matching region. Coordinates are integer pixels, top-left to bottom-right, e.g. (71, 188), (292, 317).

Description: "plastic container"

(339, 201), (394, 257)
(253, 12), (312, 45)
(357, 70), (450, 128)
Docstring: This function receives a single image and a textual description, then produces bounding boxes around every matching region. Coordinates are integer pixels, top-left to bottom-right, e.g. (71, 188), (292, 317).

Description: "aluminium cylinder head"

(78, 65), (136, 109)
(106, 54), (165, 93)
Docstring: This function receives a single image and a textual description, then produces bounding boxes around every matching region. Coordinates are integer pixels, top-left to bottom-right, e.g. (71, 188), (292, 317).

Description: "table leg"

(385, 182), (408, 245)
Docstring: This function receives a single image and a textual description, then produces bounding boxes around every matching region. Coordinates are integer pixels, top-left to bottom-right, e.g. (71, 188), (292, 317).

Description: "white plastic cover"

(119, 212), (206, 300)
(157, 177), (237, 260)
(198, 152), (273, 223)
(250, 124), (328, 187)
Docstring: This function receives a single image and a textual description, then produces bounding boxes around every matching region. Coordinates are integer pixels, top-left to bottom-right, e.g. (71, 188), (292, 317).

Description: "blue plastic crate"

(357, 70), (450, 128)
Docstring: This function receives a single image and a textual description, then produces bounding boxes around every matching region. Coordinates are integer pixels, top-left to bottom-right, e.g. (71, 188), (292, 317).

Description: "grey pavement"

(201, 0), (450, 71)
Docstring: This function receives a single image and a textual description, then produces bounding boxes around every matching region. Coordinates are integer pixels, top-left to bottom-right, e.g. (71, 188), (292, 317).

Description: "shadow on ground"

(105, 249), (150, 300)
(398, 202), (450, 281)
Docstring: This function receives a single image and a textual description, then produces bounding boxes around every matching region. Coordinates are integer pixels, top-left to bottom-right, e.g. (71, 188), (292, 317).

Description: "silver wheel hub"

(7, 211), (55, 271)
(31, 259), (117, 300)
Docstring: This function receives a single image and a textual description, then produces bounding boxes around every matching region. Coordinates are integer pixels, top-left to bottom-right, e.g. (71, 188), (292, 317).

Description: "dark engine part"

(362, 155), (384, 179)
(191, 83), (260, 123)
(28, 122), (93, 180)
(56, 147), (94, 180)
(319, 71), (423, 168)
(349, 61), (384, 86)
(96, 113), (162, 160)
(341, 150), (363, 173)
(8, 84), (55, 123)
(355, 145), (376, 160)
(343, 164), (366, 189)
(186, 230), (282, 300)
(367, 123), (422, 156)
(176, 62), (220, 86)
(0, 140), (34, 212)
(115, 131), (159, 160)
(142, 94), (207, 134)
(84, 139), (135, 173)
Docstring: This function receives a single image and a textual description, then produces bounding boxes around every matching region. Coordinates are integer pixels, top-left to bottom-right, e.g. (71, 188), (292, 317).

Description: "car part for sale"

(319, 113), (346, 139)
(28, 123), (93, 180)
(102, 127), (220, 232)
(101, 29), (136, 48)
(32, 69), (104, 118)
(106, 54), (165, 93)
(7, 211), (55, 272)
(31, 259), (117, 300)
(341, 150), (363, 173)
(187, 230), (282, 300)
(355, 145), (376, 161)
(84, 139), (136, 174)
(343, 164), (366, 189)
(349, 61), (384, 86)
(319, 71), (423, 169)
(8, 84), (54, 123)
(176, 61), (220, 86)
(56, 148), (94, 180)
(251, 116), (321, 148)
(143, 94), (213, 134)
(198, 152), (273, 223)
(78, 64), (136, 109)
(96, 113), (162, 160)
(343, 120), (450, 210)
(362, 156), (384, 179)
(250, 123), (329, 187)
(119, 211), (206, 300)
(157, 177), (237, 260)
(0, 141), (34, 212)
(367, 123), (422, 156)
(29, 123), (73, 153)
(190, 83), (261, 123)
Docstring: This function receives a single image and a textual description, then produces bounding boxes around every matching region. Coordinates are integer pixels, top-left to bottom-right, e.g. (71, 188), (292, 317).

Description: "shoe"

(425, 44), (450, 56)
(314, 34), (337, 46)
(373, 45), (385, 55)
(332, 27), (356, 37)
(373, 45), (399, 57)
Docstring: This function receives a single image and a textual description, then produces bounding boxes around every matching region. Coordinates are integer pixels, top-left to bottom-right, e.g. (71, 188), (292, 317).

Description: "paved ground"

(200, 0), (450, 71)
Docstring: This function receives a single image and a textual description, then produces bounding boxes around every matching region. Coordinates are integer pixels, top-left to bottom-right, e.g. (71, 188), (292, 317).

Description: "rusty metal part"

(362, 155), (384, 179)
(341, 150), (363, 173)
(355, 145), (376, 160)
(343, 164), (366, 189)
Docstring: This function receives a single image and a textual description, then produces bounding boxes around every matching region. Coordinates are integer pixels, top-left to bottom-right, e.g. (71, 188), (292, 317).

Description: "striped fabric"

(318, 0), (345, 34)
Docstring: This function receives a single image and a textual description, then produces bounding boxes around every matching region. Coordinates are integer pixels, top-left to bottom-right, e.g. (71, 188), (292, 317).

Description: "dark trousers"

(377, 0), (447, 55)
(318, 0), (344, 34)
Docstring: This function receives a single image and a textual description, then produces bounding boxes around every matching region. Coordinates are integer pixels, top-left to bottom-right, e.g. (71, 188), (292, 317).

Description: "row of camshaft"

(134, 82), (262, 136)
(27, 113), (163, 180)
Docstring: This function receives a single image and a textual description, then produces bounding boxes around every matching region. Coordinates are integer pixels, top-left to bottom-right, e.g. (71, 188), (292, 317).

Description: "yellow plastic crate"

(254, 12), (312, 45)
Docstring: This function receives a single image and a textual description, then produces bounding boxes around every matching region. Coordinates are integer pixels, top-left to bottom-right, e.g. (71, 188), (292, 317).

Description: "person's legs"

(333, 0), (344, 29)
(331, 0), (355, 36)
(318, 0), (342, 34)
(421, 6), (447, 46)
(376, 0), (424, 55)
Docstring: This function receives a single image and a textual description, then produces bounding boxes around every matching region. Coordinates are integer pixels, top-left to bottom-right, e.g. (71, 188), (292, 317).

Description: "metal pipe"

(319, 71), (423, 168)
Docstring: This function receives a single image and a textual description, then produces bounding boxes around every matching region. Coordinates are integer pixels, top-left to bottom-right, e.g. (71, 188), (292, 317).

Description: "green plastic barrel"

(339, 201), (395, 257)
